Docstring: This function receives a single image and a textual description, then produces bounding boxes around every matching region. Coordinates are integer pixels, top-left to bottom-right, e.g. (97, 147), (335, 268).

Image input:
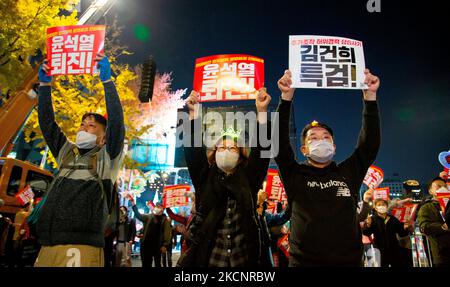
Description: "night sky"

(105, 0), (449, 184)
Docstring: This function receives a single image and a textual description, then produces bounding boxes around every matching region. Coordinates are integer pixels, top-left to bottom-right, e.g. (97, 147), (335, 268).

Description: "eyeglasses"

(216, 146), (239, 153)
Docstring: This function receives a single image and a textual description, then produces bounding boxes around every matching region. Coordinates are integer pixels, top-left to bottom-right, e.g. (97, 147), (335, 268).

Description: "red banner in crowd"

(265, 169), (287, 214)
(391, 203), (419, 223)
(162, 185), (190, 208)
(15, 185), (34, 206)
(363, 165), (384, 189)
(193, 54), (264, 102)
(46, 25), (106, 76)
(373, 187), (390, 201)
(436, 191), (450, 212)
(277, 234), (290, 258)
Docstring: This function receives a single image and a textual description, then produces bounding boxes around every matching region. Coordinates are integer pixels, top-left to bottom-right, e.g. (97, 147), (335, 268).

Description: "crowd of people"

(0, 54), (449, 268)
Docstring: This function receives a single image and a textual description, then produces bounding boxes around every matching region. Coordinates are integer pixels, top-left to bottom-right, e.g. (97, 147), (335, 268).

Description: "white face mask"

(76, 131), (97, 149)
(307, 140), (335, 163)
(376, 206), (387, 214)
(435, 186), (449, 194)
(216, 150), (240, 173)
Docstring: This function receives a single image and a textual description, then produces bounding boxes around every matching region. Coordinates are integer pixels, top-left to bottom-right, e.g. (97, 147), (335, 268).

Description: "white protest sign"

(289, 35), (368, 90)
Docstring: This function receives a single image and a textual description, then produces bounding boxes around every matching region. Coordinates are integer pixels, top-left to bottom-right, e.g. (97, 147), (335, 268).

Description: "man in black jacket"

(274, 69), (381, 266)
(128, 197), (171, 268)
(417, 177), (450, 267)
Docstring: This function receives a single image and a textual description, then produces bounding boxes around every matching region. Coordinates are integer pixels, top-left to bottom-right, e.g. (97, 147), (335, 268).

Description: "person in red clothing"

(166, 197), (195, 255)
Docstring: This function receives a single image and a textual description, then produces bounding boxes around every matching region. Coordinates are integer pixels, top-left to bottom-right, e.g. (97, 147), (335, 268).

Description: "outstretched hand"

(278, 70), (295, 101)
(38, 60), (52, 85)
(95, 53), (111, 83)
(186, 90), (200, 120)
(363, 69), (380, 101)
(255, 87), (271, 113)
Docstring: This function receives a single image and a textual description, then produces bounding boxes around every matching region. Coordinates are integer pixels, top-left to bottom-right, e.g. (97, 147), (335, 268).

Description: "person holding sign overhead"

(362, 198), (412, 267)
(177, 88), (272, 267)
(274, 69), (381, 266)
(34, 53), (125, 267)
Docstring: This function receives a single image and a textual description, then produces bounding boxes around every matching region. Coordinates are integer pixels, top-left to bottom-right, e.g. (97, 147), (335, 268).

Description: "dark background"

(102, 0), (449, 184)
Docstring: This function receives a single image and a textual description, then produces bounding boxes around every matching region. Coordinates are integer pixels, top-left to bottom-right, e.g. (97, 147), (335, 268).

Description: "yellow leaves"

(0, 0), (79, 91)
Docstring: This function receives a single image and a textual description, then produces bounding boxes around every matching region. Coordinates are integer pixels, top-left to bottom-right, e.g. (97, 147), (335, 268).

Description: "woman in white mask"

(177, 88), (272, 267)
(362, 198), (412, 267)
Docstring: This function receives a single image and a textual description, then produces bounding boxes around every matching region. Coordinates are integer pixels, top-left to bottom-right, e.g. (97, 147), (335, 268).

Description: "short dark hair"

(301, 121), (334, 145)
(374, 198), (388, 206)
(81, 113), (107, 129)
(427, 176), (445, 191)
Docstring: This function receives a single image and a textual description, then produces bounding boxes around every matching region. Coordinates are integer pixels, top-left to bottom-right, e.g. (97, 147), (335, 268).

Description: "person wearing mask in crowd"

(417, 177), (450, 267)
(362, 198), (412, 267)
(166, 197), (196, 255)
(256, 190), (290, 267)
(115, 206), (136, 267)
(274, 69), (381, 266)
(128, 196), (171, 267)
(177, 88), (272, 267)
(34, 54), (125, 267)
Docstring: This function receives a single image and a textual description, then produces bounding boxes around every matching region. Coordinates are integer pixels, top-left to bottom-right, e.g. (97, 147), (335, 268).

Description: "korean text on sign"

(265, 169), (287, 214)
(373, 187), (390, 201)
(363, 165), (384, 189)
(193, 54), (264, 102)
(163, 185), (190, 208)
(46, 25), (106, 76)
(289, 35), (368, 90)
(15, 185), (34, 206)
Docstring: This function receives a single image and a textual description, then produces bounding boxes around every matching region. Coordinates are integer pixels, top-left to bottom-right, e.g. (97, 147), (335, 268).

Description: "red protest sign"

(373, 187), (390, 201)
(436, 192), (450, 212)
(391, 203), (419, 223)
(162, 185), (190, 208)
(15, 185), (34, 206)
(277, 234), (290, 258)
(265, 169), (287, 214)
(46, 25), (106, 76)
(193, 54), (264, 102)
(363, 165), (384, 189)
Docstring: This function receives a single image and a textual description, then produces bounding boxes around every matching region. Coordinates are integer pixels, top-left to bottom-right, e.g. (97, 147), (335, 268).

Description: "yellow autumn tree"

(22, 17), (153, 169)
(0, 0), (79, 92)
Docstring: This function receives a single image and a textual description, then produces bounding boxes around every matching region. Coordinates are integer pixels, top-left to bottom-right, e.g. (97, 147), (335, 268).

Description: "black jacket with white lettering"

(275, 99), (380, 266)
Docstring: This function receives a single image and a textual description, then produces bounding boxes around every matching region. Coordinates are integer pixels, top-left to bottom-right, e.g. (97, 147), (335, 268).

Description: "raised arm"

(274, 70), (298, 196)
(183, 91), (209, 191)
(95, 55), (125, 159)
(246, 88), (272, 192)
(357, 189), (374, 222)
(166, 207), (188, 225)
(37, 62), (68, 158)
(340, 69), (381, 185)
(128, 196), (148, 223)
